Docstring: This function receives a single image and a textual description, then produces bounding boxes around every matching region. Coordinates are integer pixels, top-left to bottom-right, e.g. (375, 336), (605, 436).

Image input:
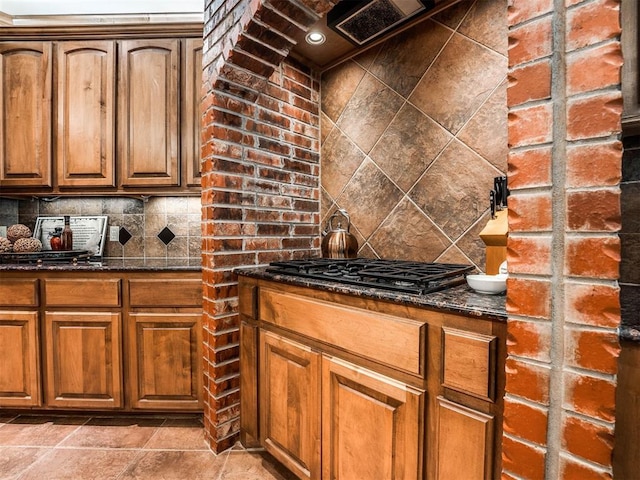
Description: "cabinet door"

(0, 42), (52, 187)
(182, 38), (203, 187)
(44, 311), (122, 409)
(260, 331), (321, 480)
(0, 311), (41, 407)
(118, 39), (179, 187)
(128, 313), (203, 410)
(436, 397), (494, 480)
(56, 41), (115, 188)
(322, 356), (424, 480)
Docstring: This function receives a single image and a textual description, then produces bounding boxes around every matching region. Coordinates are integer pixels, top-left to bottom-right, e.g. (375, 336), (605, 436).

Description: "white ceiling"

(0, 0), (204, 15)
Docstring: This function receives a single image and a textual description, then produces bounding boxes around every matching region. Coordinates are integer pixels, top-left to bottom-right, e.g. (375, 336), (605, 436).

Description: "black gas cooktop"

(267, 258), (475, 295)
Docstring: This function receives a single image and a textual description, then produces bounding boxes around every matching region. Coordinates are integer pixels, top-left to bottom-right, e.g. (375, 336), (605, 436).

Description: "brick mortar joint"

(503, 431), (550, 451)
(504, 393), (551, 410)
(508, 11), (554, 30)
(508, 98), (553, 112)
(557, 452), (618, 475)
(212, 387), (240, 401)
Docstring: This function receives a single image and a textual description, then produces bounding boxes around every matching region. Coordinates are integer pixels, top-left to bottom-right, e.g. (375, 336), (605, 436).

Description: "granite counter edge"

(0, 264), (202, 272)
(235, 267), (507, 322)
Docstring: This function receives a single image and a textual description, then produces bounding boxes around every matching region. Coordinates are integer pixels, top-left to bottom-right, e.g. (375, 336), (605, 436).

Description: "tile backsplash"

(0, 196), (201, 267)
(320, 0), (508, 271)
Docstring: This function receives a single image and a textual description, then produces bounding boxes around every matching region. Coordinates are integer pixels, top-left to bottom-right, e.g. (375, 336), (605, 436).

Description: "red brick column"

(505, 0), (622, 478)
(200, 0), (337, 452)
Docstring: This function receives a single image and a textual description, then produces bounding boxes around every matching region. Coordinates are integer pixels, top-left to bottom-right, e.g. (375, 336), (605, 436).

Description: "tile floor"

(0, 414), (297, 480)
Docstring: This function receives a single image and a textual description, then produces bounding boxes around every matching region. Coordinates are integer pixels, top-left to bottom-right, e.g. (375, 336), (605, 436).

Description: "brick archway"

(200, 0), (336, 452)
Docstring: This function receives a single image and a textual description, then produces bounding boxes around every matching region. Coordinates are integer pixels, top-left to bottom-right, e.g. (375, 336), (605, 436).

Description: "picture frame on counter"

(34, 215), (108, 259)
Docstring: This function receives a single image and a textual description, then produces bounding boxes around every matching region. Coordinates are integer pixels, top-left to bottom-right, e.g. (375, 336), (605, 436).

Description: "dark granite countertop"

(236, 266), (507, 321)
(0, 259), (201, 272)
(620, 325), (640, 343)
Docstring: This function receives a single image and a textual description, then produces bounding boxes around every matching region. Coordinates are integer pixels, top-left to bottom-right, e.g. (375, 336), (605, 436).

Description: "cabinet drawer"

(259, 288), (426, 377)
(45, 279), (121, 307)
(129, 279), (202, 307)
(442, 328), (497, 401)
(0, 279), (39, 306)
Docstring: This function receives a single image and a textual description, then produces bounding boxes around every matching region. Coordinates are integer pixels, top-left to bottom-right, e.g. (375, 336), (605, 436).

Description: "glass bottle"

(61, 215), (73, 251)
(49, 227), (63, 251)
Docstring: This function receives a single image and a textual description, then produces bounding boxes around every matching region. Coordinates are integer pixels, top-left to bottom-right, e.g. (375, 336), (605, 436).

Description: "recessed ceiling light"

(305, 31), (326, 45)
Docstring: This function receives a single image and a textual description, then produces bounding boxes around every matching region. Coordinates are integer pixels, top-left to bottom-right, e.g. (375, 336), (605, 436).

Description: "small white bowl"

(466, 273), (507, 295)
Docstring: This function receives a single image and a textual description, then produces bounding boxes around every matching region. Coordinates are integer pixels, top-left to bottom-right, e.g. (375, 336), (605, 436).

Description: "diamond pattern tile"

(157, 226), (176, 245)
(118, 227), (132, 246)
(320, 0), (508, 271)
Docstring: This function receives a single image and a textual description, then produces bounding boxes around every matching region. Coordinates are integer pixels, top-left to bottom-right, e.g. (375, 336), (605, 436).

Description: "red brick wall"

(202, 0), (625, 475)
(505, 1), (622, 478)
(200, 0), (335, 453)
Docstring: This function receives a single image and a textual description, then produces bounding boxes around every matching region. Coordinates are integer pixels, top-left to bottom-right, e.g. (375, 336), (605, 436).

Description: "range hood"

(327, 0), (436, 46)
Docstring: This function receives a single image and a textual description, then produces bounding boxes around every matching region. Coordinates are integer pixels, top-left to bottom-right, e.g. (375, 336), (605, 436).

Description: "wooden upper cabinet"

(56, 41), (115, 188)
(183, 38), (203, 187)
(0, 42), (52, 188)
(118, 39), (180, 187)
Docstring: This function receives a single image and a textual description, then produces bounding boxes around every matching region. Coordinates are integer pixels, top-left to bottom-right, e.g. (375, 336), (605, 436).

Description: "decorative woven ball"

(7, 224), (32, 243)
(12, 237), (42, 253)
(0, 237), (12, 253)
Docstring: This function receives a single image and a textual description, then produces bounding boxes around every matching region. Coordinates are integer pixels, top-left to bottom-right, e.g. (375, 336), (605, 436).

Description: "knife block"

(479, 209), (508, 275)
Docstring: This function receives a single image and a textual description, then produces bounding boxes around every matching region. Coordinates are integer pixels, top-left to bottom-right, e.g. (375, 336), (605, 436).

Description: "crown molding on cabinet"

(0, 22), (203, 39)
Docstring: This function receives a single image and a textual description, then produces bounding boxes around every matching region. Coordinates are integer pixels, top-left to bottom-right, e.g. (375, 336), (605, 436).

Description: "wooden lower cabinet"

(239, 276), (506, 480)
(128, 313), (203, 410)
(260, 331), (321, 480)
(322, 356), (424, 480)
(436, 398), (494, 480)
(0, 311), (41, 407)
(257, 331), (423, 480)
(0, 270), (202, 413)
(44, 311), (122, 409)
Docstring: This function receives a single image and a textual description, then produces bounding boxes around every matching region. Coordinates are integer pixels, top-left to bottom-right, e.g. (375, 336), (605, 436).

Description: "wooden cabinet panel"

(442, 327), (497, 401)
(260, 288), (426, 377)
(118, 39), (180, 187)
(436, 398), (494, 480)
(44, 311), (122, 408)
(614, 340), (640, 479)
(0, 311), (41, 407)
(128, 279), (201, 307)
(260, 331), (321, 480)
(322, 356), (424, 480)
(45, 278), (120, 306)
(128, 313), (202, 410)
(183, 38), (203, 187)
(56, 41), (115, 187)
(240, 320), (260, 447)
(0, 42), (52, 187)
(0, 279), (38, 306)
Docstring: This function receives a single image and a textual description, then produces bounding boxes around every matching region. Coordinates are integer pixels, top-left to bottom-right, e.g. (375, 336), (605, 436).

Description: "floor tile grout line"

(52, 415), (93, 448)
(114, 447), (147, 480)
(215, 450), (232, 480)
(2, 416), (292, 480)
(12, 445), (57, 480)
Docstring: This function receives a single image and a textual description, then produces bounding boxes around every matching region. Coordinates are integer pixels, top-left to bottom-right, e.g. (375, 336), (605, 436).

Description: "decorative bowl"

(466, 273), (507, 295)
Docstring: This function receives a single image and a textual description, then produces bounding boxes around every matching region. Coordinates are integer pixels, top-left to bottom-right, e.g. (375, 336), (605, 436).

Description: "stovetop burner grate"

(267, 258), (475, 295)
